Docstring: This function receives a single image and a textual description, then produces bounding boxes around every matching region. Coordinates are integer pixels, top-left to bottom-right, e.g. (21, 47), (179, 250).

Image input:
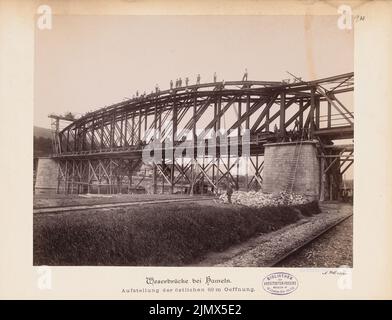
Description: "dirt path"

(33, 196), (214, 214)
(34, 193), (215, 209)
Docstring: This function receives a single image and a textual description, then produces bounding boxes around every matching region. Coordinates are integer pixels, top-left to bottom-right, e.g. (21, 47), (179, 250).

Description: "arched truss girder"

(51, 73), (354, 195)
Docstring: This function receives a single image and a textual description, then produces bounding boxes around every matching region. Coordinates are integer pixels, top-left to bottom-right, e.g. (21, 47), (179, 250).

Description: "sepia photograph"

(32, 14), (354, 268)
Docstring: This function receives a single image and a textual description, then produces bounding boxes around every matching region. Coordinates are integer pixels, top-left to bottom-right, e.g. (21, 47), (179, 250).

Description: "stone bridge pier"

(34, 157), (58, 194)
(262, 141), (321, 200)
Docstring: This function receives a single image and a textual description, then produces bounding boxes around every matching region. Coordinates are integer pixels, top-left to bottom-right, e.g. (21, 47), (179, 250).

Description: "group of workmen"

(169, 69), (248, 90)
(131, 69), (249, 99)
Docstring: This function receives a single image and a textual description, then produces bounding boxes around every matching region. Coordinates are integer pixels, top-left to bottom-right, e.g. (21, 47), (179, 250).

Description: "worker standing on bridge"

(185, 77), (189, 87)
(170, 80), (173, 90)
(226, 181), (233, 204)
(294, 118), (300, 132)
(155, 84), (159, 93)
(197, 74), (200, 85)
(242, 68), (248, 81)
(213, 72), (217, 82)
(274, 123), (278, 135)
(179, 78), (182, 87)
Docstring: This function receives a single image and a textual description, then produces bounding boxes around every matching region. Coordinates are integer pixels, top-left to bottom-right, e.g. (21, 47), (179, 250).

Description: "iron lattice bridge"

(50, 72), (354, 195)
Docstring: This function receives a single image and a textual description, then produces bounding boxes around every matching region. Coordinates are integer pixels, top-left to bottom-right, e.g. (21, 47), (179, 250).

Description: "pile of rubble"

(219, 190), (310, 207)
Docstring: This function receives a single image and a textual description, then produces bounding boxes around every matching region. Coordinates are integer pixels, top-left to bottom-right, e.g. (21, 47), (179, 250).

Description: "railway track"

(33, 196), (215, 214)
(268, 213), (353, 267)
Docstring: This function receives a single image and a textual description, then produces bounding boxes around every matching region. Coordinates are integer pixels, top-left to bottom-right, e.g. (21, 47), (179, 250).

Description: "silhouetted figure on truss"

(242, 68), (248, 81)
(196, 74), (201, 85)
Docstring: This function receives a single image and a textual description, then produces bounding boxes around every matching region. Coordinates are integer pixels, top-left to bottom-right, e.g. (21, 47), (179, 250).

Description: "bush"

(34, 201), (320, 266)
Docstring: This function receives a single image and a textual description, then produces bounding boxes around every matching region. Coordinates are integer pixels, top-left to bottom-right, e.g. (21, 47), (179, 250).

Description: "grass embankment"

(33, 201), (320, 266)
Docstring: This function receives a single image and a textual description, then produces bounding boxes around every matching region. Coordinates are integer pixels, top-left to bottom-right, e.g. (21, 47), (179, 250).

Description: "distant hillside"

(34, 126), (52, 139)
(34, 126), (52, 157)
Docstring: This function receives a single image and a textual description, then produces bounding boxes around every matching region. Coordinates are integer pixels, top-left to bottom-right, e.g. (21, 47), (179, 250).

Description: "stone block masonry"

(262, 141), (320, 199)
(34, 157), (58, 194)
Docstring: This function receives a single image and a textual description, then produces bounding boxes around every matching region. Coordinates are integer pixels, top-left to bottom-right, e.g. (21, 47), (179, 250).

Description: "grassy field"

(33, 201), (320, 266)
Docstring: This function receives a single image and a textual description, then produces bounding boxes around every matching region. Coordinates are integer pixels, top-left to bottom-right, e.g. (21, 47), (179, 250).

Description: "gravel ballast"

(276, 215), (353, 268)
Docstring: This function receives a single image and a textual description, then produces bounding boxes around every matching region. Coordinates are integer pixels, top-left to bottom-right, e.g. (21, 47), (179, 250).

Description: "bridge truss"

(49, 72), (354, 199)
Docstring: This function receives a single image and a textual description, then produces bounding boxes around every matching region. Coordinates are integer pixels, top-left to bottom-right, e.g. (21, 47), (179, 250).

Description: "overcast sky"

(34, 15), (353, 128)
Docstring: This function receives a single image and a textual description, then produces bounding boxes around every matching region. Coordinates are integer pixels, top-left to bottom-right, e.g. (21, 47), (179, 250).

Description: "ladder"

(285, 129), (305, 193)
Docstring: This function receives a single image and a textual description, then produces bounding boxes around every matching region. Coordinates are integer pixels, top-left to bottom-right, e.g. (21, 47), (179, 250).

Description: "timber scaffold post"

(49, 73), (354, 199)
